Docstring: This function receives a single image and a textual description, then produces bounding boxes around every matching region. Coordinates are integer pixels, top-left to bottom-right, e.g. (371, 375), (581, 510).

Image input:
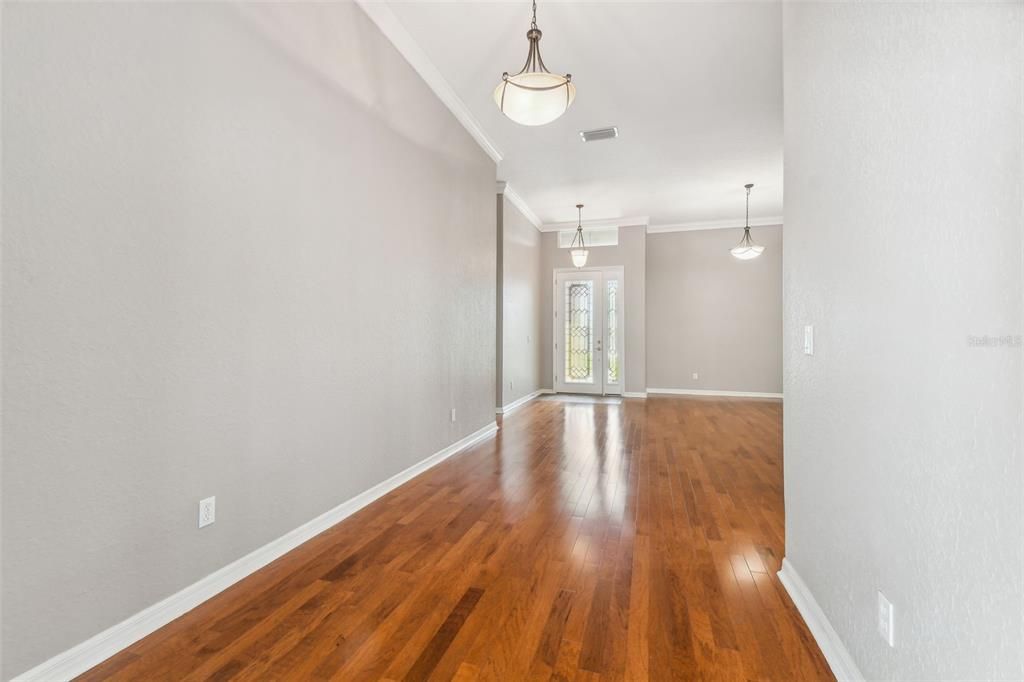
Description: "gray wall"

(784, 3), (1023, 680)
(646, 226), (782, 394)
(1, 2), (496, 678)
(541, 225), (647, 394)
(499, 196), (544, 408)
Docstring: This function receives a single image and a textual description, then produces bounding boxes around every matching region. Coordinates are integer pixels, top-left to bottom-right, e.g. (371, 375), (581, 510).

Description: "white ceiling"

(381, 1), (783, 228)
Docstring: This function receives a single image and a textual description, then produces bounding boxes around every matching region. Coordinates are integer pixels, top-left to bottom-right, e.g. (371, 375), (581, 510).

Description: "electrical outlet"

(510, 379), (514, 391)
(450, 408), (457, 423)
(692, 372), (699, 380)
(804, 325), (815, 355)
(877, 591), (895, 647)
(198, 496), (216, 529)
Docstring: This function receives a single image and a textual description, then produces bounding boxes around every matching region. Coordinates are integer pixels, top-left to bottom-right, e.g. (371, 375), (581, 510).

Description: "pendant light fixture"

(493, 0), (575, 126)
(570, 204), (588, 268)
(730, 183), (765, 260)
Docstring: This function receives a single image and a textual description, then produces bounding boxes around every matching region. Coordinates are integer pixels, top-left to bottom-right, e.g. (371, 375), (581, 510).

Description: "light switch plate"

(877, 591), (895, 647)
(803, 325), (814, 355)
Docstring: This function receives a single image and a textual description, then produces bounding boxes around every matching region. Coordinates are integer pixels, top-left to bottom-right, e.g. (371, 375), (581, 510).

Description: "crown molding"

(540, 215), (650, 233)
(355, 0), (503, 164)
(647, 216), (784, 234)
(497, 182), (542, 230)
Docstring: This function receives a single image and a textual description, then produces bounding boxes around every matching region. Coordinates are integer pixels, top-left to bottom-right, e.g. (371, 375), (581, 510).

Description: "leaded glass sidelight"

(564, 280), (593, 382)
(607, 280), (619, 384)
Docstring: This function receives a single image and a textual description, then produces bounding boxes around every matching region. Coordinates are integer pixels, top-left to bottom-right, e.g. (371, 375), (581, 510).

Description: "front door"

(554, 267), (624, 395)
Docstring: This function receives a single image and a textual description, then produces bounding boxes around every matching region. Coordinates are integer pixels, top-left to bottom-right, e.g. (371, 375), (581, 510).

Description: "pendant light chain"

(531, 0), (538, 30)
(731, 183), (764, 259)
(745, 185), (751, 229)
(742, 183), (754, 245)
(571, 204), (586, 249)
(569, 203), (589, 268)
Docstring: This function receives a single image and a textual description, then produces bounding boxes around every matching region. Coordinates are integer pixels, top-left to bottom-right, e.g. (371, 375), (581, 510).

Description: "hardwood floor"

(79, 396), (833, 681)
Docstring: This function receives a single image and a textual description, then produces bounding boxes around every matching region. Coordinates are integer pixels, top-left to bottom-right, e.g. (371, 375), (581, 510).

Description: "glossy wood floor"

(79, 396), (833, 681)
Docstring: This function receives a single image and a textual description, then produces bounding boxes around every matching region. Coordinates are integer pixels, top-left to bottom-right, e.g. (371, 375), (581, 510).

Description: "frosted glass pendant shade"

(730, 228), (765, 260)
(494, 73), (576, 126)
(494, 12), (574, 127)
(569, 205), (588, 267)
(730, 243), (765, 260)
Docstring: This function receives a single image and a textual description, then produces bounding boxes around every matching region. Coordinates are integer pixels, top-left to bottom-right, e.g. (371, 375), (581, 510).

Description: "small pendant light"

(730, 183), (765, 260)
(570, 204), (588, 268)
(493, 0), (576, 126)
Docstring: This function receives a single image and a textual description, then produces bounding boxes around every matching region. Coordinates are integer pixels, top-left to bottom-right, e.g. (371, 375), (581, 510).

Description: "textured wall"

(540, 226), (646, 394)
(499, 196), (544, 407)
(1, 2), (496, 678)
(646, 226), (782, 394)
(783, 3), (1023, 679)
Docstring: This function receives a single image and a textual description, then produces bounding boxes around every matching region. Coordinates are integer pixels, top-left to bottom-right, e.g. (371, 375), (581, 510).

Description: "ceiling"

(381, 1), (783, 228)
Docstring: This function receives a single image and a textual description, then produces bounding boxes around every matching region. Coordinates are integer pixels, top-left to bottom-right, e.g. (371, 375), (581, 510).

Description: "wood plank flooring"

(79, 396), (833, 681)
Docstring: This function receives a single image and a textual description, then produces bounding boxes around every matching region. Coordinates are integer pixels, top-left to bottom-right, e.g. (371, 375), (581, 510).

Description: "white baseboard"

(777, 558), (865, 682)
(646, 387), (783, 399)
(12, 421), (499, 682)
(495, 388), (553, 415)
(622, 391), (648, 398)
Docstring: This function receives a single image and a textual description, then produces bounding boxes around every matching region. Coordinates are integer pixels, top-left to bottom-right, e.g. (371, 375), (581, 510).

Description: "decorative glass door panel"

(565, 280), (595, 385)
(554, 268), (624, 395)
(605, 278), (622, 393)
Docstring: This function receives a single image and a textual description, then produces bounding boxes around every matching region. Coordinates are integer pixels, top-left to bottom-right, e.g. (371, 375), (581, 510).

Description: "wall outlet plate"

(692, 372), (699, 380)
(877, 591), (895, 647)
(198, 496), (216, 529)
(450, 408), (457, 423)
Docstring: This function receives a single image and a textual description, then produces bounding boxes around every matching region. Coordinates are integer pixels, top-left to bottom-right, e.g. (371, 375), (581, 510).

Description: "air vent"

(579, 126), (618, 142)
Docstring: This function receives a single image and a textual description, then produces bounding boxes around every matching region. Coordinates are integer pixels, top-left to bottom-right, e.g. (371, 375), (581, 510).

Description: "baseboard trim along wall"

(495, 389), (554, 415)
(646, 387), (783, 399)
(12, 421), (500, 682)
(777, 559), (865, 682)
(622, 391), (648, 398)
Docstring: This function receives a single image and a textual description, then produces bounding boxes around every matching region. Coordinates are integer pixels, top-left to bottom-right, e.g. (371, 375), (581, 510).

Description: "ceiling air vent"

(579, 126), (618, 142)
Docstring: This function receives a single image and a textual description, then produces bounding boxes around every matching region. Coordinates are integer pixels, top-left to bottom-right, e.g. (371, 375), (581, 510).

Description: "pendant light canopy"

(494, 0), (575, 126)
(570, 204), (588, 268)
(730, 184), (765, 260)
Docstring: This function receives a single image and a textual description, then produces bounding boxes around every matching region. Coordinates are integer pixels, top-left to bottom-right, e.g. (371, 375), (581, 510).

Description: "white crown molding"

(11, 421), (499, 682)
(495, 388), (554, 415)
(497, 182), (542, 230)
(540, 215), (650, 233)
(355, 0), (503, 164)
(647, 388), (783, 399)
(647, 216), (784, 234)
(778, 559), (866, 681)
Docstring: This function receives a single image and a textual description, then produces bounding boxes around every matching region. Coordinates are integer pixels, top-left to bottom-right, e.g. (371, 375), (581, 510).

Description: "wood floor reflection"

(79, 396), (833, 681)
